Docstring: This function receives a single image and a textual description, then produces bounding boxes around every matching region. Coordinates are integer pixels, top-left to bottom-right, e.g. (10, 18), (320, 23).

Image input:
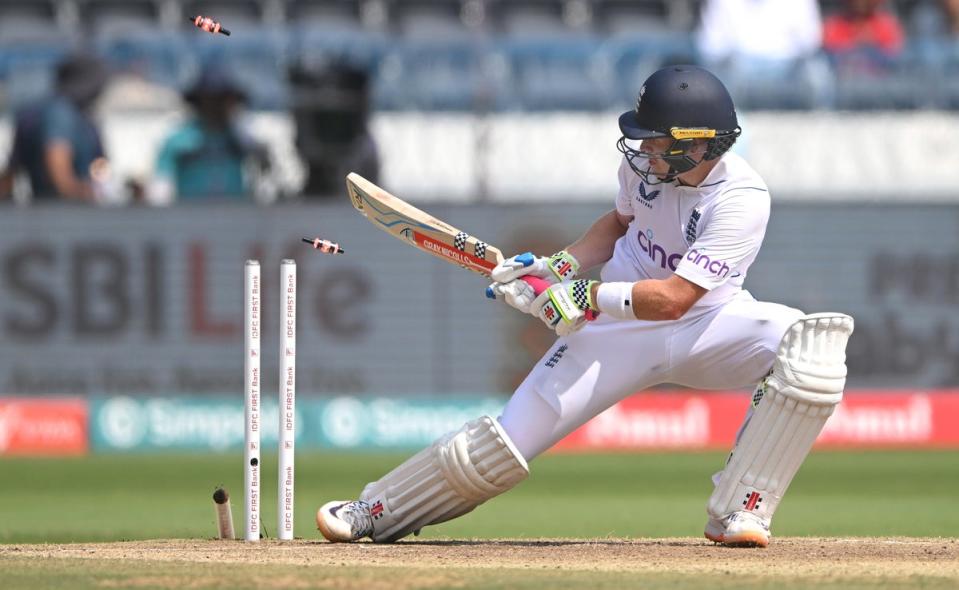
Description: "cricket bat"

(345, 172), (552, 296)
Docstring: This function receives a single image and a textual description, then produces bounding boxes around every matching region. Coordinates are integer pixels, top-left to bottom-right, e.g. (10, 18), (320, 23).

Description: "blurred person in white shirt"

(696, 0), (832, 108)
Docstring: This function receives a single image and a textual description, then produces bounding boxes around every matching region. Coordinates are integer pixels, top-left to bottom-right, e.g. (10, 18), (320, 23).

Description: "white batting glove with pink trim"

(487, 251), (580, 314)
(490, 251), (580, 285)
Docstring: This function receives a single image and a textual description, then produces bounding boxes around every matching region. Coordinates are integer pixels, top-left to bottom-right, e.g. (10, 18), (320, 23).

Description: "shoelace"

(728, 512), (769, 531)
(333, 501), (374, 538)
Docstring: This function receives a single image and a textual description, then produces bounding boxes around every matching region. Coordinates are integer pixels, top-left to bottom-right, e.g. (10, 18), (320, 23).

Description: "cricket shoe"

(704, 511), (770, 548)
(316, 500), (374, 542)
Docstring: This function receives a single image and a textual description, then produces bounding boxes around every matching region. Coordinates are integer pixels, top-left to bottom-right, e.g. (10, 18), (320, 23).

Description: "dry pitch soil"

(2, 537), (957, 585)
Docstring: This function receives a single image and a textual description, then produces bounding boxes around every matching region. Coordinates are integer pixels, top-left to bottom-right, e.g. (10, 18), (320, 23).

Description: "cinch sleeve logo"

(685, 248), (737, 278)
(637, 229), (683, 270)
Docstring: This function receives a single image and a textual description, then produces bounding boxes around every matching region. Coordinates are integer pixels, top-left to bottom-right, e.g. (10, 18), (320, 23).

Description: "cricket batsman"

(317, 65), (854, 548)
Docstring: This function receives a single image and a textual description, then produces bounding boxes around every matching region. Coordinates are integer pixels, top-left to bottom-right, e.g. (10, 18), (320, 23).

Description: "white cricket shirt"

(602, 152), (771, 310)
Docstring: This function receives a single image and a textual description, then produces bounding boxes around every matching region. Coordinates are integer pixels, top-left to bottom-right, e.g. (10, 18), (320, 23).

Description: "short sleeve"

(615, 157), (633, 216)
(42, 100), (76, 145)
(674, 189), (770, 291)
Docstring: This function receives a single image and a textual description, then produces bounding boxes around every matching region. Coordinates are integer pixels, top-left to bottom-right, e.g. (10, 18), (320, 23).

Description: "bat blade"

(345, 173), (594, 319)
(345, 172), (503, 277)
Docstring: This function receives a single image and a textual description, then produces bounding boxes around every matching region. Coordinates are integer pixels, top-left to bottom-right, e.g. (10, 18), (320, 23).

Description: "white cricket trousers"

(499, 289), (803, 461)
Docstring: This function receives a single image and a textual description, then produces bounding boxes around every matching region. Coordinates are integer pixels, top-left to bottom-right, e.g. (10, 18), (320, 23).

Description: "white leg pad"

(708, 313), (854, 522)
(359, 415), (529, 543)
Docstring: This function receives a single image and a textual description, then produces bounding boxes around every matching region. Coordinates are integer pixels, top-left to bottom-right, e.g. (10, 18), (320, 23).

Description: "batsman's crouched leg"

(706, 313), (854, 547)
(318, 415), (529, 543)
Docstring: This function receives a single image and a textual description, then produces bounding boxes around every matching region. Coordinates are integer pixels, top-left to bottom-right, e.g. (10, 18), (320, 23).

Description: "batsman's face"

(638, 137), (708, 177)
(640, 137), (674, 175)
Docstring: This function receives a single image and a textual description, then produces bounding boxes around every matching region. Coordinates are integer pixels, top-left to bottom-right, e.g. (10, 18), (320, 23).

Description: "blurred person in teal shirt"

(149, 67), (267, 203)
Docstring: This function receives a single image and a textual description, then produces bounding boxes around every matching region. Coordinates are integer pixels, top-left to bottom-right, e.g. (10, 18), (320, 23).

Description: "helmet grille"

(704, 129), (741, 161)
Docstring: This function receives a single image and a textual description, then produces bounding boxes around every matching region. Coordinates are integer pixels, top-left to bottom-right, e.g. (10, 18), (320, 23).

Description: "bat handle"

(519, 275), (551, 294)
(504, 275), (599, 321)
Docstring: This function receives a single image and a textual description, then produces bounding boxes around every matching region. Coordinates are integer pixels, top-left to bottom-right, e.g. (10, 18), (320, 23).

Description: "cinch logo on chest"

(637, 229), (683, 271)
(635, 183), (660, 209)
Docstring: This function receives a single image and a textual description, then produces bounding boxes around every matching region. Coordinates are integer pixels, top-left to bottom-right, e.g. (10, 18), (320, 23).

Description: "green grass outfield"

(1, 450), (957, 543)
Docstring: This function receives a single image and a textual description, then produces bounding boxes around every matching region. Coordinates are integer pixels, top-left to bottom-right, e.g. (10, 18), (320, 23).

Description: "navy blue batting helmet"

(617, 65), (741, 182)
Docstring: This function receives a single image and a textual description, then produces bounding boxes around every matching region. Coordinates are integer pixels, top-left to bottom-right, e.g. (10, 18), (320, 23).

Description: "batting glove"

(487, 251), (580, 314)
(490, 250), (580, 285)
(532, 279), (599, 337)
(486, 279), (538, 313)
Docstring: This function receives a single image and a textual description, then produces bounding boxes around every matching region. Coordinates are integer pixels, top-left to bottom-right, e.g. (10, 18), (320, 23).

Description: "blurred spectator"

(823, 0), (905, 75)
(912, 0), (959, 66)
(936, 0), (959, 34)
(947, 0), (959, 34)
(148, 66), (268, 204)
(913, 0), (959, 38)
(0, 163), (12, 199)
(0, 54), (113, 203)
(289, 61), (379, 197)
(695, 0), (831, 108)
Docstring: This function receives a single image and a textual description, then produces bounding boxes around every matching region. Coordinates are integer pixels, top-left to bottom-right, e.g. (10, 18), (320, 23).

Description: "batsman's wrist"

(596, 282), (637, 320)
(547, 250), (580, 283)
(568, 279), (599, 313)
